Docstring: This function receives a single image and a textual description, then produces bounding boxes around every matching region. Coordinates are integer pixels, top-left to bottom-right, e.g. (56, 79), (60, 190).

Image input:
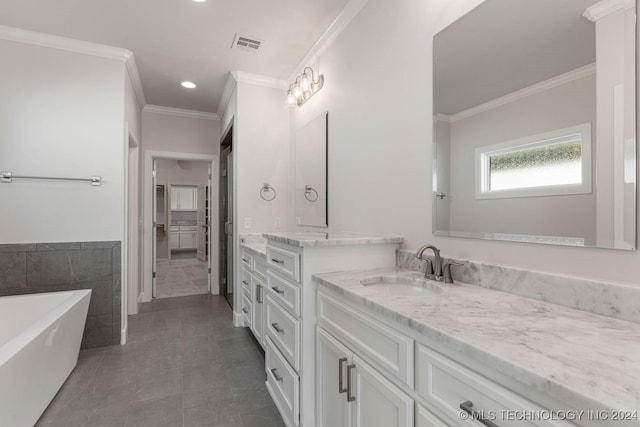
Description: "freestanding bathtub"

(0, 289), (91, 427)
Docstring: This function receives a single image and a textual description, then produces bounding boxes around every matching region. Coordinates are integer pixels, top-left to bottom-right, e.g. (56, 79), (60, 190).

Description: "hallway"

(37, 295), (285, 427)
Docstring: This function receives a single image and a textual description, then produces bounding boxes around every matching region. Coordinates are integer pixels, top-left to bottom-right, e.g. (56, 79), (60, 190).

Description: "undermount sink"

(359, 275), (443, 297)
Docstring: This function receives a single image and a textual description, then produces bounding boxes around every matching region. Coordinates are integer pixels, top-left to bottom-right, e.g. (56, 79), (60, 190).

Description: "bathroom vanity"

(257, 232), (403, 427)
(313, 268), (640, 427)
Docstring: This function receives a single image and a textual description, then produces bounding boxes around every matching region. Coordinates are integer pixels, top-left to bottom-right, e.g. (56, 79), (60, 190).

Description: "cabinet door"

(351, 355), (414, 427)
(170, 187), (178, 210)
(169, 232), (180, 249)
(317, 328), (351, 427)
(251, 279), (265, 347)
(178, 187), (194, 210)
(180, 232), (196, 249)
(416, 405), (448, 427)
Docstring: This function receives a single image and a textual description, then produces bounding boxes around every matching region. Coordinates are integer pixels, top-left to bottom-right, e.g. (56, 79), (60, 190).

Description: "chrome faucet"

(415, 244), (443, 281)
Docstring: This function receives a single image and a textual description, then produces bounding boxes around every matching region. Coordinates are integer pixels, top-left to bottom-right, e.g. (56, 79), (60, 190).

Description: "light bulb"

(293, 84), (302, 99)
(301, 73), (310, 92)
(287, 90), (295, 105)
(181, 81), (196, 89)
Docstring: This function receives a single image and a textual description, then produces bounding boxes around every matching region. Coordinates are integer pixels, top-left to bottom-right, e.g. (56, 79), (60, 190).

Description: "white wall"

(125, 73), (142, 144)
(142, 111), (220, 155)
(0, 39), (126, 243)
(289, 0), (639, 286)
(155, 159), (209, 185)
(447, 75), (597, 243)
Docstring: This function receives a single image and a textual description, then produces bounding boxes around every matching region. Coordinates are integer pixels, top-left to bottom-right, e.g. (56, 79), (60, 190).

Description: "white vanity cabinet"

(260, 233), (401, 427)
(317, 286), (579, 427)
(240, 246), (268, 348)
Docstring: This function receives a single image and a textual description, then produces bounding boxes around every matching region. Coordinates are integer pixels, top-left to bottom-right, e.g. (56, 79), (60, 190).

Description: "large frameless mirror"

(433, 0), (636, 250)
(295, 111), (328, 227)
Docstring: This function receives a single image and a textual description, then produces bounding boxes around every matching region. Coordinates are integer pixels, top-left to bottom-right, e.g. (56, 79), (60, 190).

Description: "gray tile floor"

(156, 255), (208, 299)
(36, 295), (285, 427)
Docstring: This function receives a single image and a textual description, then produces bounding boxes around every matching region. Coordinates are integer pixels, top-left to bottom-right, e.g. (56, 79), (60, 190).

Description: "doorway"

(153, 159), (211, 299)
(219, 125), (233, 308)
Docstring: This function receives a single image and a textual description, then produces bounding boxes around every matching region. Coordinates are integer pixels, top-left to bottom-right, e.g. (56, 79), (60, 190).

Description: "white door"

(351, 355), (414, 427)
(152, 161), (158, 298)
(317, 328), (351, 427)
(251, 277), (265, 345)
(226, 153), (234, 304)
(197, 185), (207, 261)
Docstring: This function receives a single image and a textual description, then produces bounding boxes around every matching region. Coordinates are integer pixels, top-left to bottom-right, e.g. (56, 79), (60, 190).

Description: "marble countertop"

(314, 268), (640, 414)
(262, 232), (403, 248)
(241, 243), (267, 258)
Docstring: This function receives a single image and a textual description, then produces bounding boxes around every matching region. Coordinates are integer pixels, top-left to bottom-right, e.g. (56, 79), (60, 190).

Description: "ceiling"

(434, 0), (599, 115)
(0, 0), (351, 112)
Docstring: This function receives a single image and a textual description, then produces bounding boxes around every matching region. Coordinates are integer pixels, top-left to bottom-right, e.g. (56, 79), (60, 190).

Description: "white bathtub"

(0, 290), (91, 427)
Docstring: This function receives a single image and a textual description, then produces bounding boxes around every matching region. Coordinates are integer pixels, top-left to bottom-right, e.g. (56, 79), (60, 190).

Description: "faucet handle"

(443, 262), (463, 284)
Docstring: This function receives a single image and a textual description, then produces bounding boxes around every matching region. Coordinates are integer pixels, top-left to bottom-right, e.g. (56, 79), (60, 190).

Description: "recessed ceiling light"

(192, 0), (206, 2)
(181, 81), (196, 89)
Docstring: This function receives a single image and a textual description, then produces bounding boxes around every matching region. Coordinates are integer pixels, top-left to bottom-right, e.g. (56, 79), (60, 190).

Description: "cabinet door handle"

(346, 364), (356, 402)
(270, 368), (283, 382)
(271, 258), (285, 265)
(242, 280), (249, 285)
(271, 323), (284, 333)
(459, 401), (499, 427)
(272, 287), (285, 295)
(242, 308), (249, 314)
(242, 258), (250, 263)
(338, 358), (348, 394)
(256, 285), (263, 303)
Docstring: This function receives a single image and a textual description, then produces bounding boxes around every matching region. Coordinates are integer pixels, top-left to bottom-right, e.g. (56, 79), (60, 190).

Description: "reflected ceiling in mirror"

(433, 0), (636, 250)
(295, 111), (328, 227)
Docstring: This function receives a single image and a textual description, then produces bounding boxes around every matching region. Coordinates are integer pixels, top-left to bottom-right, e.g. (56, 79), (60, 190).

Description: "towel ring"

(304, 185), (319, 202)
(260, 183), (276, 201)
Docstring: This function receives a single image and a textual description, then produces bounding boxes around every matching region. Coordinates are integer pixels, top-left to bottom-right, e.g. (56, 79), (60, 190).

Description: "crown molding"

(217, 73), (238, 118)
(435, 113), (451, 123)
(0, 25), (131, 61)
(124, 53), (146, 108)
(288, 0), (370, 81)
(449, 63), (596, 123)
(583, 0), (635, 21)
(231, 71), (288, 90)
(143, 104), (219, 121)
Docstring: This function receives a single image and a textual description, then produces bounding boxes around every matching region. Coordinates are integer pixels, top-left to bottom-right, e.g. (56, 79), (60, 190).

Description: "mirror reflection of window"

(432, 0), (636, 250)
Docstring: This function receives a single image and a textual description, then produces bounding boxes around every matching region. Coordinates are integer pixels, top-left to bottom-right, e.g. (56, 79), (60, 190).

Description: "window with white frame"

(475, 124), (592, 199)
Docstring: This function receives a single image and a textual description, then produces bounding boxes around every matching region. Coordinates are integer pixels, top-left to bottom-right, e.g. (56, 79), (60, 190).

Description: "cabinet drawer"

(417, 345), (571, 427)
(254, 257), (267, 281)
(416, 404), (449, 427)
(241, 250), (253, 269)
(318, 291), (414, 388)
(266, 336), (299, 427)
(241, 293), (252, 326)
(241, 268), (252, 297)
(180, 225), (197, 232)
(266, 294), (300, 370)
(267, 271), (301, 317)
(169, 225), (180, 232)
(266, 245), (300, 283)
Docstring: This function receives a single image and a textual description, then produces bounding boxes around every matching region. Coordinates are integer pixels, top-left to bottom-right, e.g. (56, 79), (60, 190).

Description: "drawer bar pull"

(272, 287), (285, 295)
(271, 258), (285, 265)
(338, 358), (348, 394)
(346, 364), (356, 402)
(270, 368), (283, 382)
(242, 308), (249, 314)
(256, 285), (263, 303)
(271, 323), (285, 333)
(459, 401), (499, 427)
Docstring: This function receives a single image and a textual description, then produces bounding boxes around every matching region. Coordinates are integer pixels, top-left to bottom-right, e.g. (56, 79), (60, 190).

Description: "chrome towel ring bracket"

(304, 185), (318, 202)
(260, 183), (276, 201)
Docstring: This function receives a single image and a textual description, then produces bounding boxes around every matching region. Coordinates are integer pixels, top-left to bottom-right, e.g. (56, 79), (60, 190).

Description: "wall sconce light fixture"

(287, 67), (324, 107)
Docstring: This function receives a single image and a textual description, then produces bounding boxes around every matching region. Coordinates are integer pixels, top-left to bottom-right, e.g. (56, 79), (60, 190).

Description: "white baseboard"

(120, 326), (128, 345)
(233, 312), (244, 327)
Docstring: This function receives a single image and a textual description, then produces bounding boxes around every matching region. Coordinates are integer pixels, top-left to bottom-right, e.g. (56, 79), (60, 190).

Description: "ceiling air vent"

(232, 34), (263, 52)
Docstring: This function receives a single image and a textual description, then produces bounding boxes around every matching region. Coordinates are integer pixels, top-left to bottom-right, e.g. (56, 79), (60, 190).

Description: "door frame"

(142, 150), (217, 303)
